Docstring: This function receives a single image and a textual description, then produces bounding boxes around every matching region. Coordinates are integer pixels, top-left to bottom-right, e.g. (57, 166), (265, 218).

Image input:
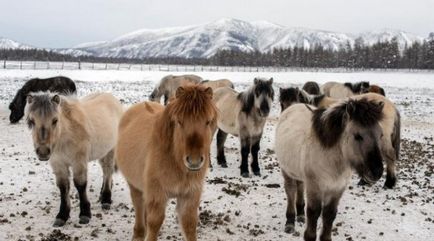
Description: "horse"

(200, 79), (234, 91)
(275, 98), (385, 241)
(24, 92), (123, 227)
(278, 87), (311, 112)
(368, 85), (386, 96)
(302, 81), (321, 95)
(9, 76), (76, 123)
(302, 93), (401, 188)
(149, 74), (203, 105)
(116, 84), (217, 241)
(213, 77), (274, 177)
(321, 81), (369, 98)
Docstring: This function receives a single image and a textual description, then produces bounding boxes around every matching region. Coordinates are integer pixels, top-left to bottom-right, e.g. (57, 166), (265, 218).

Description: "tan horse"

(25, 92), (123, 227)
(368, 84), (386, 96)
(116, 84), (217, 241)
(200, 79), (234, 91)
(321, 81), (370, 98)
(149, 74), (203, 105)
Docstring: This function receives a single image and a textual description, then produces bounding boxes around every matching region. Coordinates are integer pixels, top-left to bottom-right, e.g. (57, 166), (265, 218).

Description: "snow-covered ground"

(0, 69), (433, 241)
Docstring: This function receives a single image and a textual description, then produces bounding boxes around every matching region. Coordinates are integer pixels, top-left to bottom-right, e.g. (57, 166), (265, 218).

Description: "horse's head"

(253, 77), (274, 117)
(279, 87), (307, 112)
(341, 99), (384, 184)
(9, 92), (27, 124)
(25, 93), (62, 161)
(149, 88), (160, 102)
(168, 85), (218, 171)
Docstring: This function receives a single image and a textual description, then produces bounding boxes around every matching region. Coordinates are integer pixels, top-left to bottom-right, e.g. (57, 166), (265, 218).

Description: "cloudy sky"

(0, 0), (433, 48)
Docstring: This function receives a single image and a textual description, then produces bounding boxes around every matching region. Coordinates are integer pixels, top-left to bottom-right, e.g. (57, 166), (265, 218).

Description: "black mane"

(344, 81), (370, 93)
(239, 78), (274, 114)
(312, 98), (384, 148)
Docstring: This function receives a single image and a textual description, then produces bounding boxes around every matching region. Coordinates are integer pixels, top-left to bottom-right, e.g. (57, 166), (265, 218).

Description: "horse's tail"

(392, 109), (401, 161)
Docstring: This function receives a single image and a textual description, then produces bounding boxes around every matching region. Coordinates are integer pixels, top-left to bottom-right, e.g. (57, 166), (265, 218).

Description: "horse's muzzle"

(185, 156), (205, 171)
(36, 147), (51, 161)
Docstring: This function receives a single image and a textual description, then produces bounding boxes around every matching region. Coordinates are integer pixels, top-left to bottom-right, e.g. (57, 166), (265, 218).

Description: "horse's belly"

(218, 120), (239, 136)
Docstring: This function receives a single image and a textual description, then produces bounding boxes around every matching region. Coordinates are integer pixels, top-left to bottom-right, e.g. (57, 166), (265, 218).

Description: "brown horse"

(116, 84), (218, 241)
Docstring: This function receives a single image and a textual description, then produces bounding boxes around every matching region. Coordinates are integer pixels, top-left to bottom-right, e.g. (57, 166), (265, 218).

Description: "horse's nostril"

(186, 156), (192, 165)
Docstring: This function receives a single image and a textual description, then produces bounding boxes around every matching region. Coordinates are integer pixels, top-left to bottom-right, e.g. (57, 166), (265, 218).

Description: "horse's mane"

(156, 85), (217, 151)
(312, 98), (384, 148)
(239, 79), (274, 113)
(344, 81), (369, 93)
(311, 94), (326, 107)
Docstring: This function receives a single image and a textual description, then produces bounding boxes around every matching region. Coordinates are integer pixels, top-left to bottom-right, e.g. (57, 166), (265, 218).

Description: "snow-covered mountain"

(71, 18), (426, 59)
(0, 37), (33, 50)
(1, 19), (428, 59)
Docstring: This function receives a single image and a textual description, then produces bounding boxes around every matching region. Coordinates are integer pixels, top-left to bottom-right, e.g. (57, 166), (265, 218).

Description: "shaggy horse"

(369, 84), (386, 96)
(149, 74), (203, 105)
(25, 92), (123, 226)
(300, 93), (401, 188)
(116, 85), (217, 241)
(213, 78), (274, 177)
(302, 81), (321, 95)
(278, 87), (311, 112)
(9, 76), (76, 123)
(200, 79), (234, 90)
(276, 99), (385, 241)
(321, 81), (370, 98)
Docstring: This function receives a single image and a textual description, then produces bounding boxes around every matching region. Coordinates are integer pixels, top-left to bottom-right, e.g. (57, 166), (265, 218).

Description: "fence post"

(3, 60), (6, 69)
(78, 61), (81, 70)
(20, 61), (22, 69)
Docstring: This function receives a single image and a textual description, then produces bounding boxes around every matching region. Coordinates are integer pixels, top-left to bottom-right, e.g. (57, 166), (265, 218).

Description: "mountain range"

(1, 18), (429, 59)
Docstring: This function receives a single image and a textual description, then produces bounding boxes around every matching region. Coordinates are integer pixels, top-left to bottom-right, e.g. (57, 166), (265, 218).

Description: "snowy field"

(0, 69), (433, 241)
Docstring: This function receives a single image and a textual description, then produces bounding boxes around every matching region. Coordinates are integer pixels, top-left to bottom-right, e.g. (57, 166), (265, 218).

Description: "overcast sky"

(0, 0), (433, 48)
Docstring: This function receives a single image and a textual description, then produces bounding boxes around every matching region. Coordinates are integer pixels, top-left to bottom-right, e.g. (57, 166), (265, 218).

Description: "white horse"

(321, 81), (369, 98)
(25, 92), (123, 226)
(275, 98), (384, 241)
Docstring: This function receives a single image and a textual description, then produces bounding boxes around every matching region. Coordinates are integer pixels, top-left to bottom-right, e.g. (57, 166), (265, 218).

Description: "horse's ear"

(204, 87), (213, 98)
(27, 95), (33, 104)
(51, 95), (60, 105)
(254, 78), (259, 85)
(269, 78), (273, 84)
(176, 86), (185, 98)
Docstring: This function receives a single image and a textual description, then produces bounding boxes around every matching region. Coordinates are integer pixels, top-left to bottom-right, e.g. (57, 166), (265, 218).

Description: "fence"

(1, 60), (432, 73)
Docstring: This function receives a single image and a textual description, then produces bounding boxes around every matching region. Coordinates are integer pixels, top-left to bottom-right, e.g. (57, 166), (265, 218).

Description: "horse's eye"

(177, 120), (183, 126)
(206, 120), (211, 126)
(52, 118), (58, 126)
(354, 133), (363, 142)
(27, 119), (35, 128)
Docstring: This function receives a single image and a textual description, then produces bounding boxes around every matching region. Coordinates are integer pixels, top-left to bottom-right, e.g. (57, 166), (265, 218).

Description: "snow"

(0, 38), (33, 50)
(0, 69), (433, 241)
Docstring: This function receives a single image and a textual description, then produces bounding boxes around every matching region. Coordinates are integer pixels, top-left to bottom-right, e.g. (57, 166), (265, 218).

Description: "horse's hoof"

(53, 218), (66, 227)
(101, 203), (111, 210)
(220, 162), (228, 168)
(357, 179), (368, 186)
(79, 216), (91, 224)
(384, 177), (396, 189)
(284, 224), (295, 234)
(241, 172), (250, 178)
(296, 215), (305, 223)
(253, 171), (261, 176)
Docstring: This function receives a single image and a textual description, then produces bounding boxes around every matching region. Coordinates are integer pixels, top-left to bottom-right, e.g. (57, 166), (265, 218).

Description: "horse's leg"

(52, 162), (71, 227)
(177, 192), (201, 241)
(216, 129), (228, 168)
(282, 171), (297, 233)
(304, 187), (322, 241)
(98, 149), (115, 210)
(239, 135), (251, 178)
(72, 160), (91, 224)
(296, 180), (305, 222)
(384, 156), (397, 189)
(129, 183), (145, 241)
(145, 195), (167, 241)
(250, 135), (262, 176)
(319, 189), (344, 241)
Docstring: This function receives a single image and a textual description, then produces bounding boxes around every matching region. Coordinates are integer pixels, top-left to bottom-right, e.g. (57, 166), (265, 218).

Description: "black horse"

(9, 76), (77, 123)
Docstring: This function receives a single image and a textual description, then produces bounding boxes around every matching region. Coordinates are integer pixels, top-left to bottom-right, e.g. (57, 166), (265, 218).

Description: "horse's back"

(276, 104), (314, 180)
(116, 101), (164, 191)
(213, 87), (241, 135)
(79, 93), (123, 160)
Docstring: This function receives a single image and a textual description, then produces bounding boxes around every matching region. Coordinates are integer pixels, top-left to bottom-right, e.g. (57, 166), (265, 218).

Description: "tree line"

(1, 36), (433, 69)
